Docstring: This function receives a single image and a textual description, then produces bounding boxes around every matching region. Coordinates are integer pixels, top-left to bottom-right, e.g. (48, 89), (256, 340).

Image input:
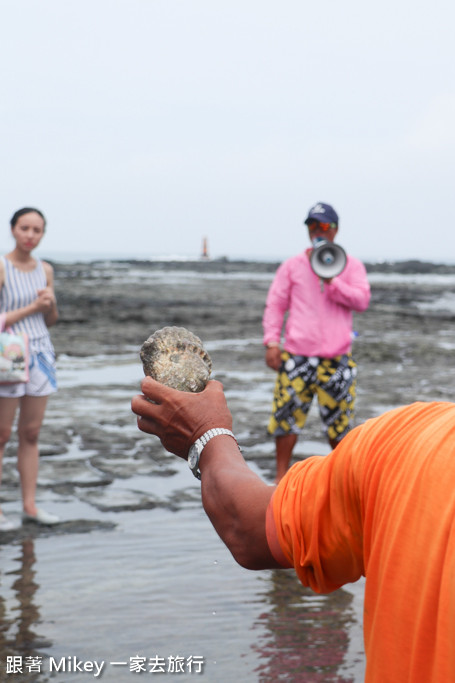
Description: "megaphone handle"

(320, 278), (324, 292)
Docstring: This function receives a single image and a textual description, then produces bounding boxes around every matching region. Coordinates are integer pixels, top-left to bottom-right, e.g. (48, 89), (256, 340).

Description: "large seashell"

(140, 326), (212, 392)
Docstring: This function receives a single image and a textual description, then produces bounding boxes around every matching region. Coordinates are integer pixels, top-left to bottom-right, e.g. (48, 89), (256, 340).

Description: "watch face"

(188, 444), (199, 470)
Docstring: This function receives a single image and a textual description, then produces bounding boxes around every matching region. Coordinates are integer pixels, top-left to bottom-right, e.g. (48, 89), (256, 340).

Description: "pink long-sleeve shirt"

(262, 249), (370, 358)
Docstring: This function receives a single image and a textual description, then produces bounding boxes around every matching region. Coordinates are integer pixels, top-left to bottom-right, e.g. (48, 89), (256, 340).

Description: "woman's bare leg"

(16, 395), (48, 516)
(0, 397), (20, 515)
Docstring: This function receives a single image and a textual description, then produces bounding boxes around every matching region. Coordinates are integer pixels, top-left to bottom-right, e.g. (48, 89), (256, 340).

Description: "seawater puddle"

(56, 354), (142, 389)
(225, 380), (275, 408)
(0, 508), (366, 682)
(0, 509), (272, 682)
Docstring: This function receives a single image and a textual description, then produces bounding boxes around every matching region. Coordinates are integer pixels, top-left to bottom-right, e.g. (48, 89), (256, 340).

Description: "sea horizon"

(36, 248), (455, 267)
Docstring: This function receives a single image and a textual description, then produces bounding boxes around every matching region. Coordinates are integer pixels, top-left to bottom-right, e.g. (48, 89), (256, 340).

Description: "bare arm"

(131, 378), (281, 570)
(41, 261), (59, 327)
(265, 344), (282, 371)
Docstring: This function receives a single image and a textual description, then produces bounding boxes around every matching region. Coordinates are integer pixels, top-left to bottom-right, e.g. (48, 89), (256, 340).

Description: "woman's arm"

(41, 261), (59, 327)
(131, 378), (281, 570)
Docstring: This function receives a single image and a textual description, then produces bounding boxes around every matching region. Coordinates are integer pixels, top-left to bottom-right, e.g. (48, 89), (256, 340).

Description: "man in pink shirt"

(263, 202), (370, 481)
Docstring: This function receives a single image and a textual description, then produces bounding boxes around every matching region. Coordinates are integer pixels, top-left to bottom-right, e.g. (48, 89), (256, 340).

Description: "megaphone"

(310, 238), (347, 280)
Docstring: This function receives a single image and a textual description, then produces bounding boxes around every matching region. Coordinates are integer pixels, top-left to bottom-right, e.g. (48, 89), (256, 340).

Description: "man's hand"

(265, 346), (282, 371)
(131, 378), (233, 458)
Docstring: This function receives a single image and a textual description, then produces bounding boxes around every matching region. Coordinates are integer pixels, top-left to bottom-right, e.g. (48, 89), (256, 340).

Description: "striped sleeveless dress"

(0, 256), (57, 395)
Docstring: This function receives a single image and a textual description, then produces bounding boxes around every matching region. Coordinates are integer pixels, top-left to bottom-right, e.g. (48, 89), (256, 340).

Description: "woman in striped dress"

(0, 208), (59, 530)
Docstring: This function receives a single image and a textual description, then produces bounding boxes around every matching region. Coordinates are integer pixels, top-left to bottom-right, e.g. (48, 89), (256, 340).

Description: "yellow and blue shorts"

(267, 351), (357, 443)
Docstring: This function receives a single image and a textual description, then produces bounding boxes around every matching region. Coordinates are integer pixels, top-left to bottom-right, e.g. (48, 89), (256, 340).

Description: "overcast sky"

(1, 1), (454, 263)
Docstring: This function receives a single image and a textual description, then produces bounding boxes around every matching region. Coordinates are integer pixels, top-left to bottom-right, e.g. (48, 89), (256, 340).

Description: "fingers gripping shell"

(140, 326), (212, 392)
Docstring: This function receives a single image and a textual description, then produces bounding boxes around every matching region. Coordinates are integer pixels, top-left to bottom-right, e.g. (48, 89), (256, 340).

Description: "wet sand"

(1, 258), (454, 682)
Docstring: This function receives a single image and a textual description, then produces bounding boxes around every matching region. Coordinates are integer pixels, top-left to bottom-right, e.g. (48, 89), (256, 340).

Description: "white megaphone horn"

(310, 238), (347, 283)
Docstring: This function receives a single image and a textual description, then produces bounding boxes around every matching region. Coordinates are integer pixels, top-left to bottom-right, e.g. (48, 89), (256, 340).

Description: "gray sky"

(1, 1), (454, 263)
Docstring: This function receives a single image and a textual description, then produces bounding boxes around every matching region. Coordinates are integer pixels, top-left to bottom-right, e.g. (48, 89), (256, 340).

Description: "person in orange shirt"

(132, 378), (455, 683)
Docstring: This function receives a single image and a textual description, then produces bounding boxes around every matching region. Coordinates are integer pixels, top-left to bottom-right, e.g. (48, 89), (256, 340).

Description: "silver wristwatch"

(188, 428), (238, 479)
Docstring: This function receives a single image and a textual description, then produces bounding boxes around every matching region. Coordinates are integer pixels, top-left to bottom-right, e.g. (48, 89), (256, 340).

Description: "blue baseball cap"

(304, 202), (339, 227)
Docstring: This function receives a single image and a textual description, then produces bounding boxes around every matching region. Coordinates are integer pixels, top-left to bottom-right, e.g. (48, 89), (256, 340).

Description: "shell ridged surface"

(140, 326), (212, 392)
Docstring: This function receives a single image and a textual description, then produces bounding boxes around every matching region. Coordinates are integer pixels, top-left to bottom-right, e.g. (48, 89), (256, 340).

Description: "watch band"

(188, 428), (239, 479)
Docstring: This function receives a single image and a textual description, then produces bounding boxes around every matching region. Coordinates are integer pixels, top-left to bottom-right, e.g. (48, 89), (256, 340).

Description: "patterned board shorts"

(0, 349), (57, 398)
(267, 351), (357, 443)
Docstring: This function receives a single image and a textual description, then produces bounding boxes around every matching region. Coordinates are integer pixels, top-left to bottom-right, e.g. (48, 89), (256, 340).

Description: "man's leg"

(316, 354), (357, 450)
(268, 353), (316, 484)
(275, 433), (298, 484)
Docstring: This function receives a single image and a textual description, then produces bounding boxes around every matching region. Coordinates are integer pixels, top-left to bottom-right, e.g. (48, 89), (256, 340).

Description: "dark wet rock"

(90, 453), (178, 480)
(36, 460), (114, 489)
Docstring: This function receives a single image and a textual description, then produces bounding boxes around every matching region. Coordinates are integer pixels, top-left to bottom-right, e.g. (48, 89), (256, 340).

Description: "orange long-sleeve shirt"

(266, 402), (455, 682)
